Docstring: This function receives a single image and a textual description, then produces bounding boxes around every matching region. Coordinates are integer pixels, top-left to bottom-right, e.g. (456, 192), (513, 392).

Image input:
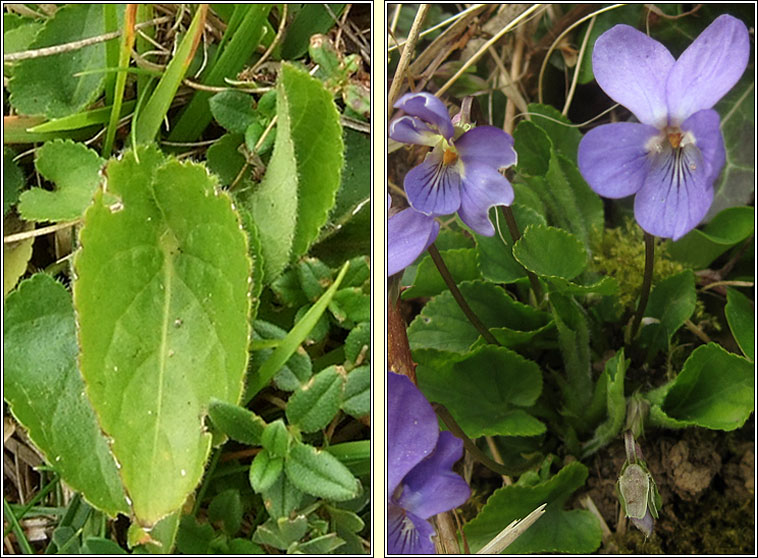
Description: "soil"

(580, 422), (755, 554)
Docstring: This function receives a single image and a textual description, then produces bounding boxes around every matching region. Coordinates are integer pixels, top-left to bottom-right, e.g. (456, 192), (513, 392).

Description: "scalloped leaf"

(408, 281), (553, 353)
(513, 224), (587, 280)
(475, 204), (546, 284)
(3, 274), (128, 516)
(209, 90), (256, 134)
(18, 139), (103, 222)
(73, 145), (252, 525)
(639, 270), (696, 354)
(247, 63), (344, 282)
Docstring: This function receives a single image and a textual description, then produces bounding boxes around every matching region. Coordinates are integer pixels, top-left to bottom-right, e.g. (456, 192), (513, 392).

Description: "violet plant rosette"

(577, 14), (750, 240)
(389, 92), (517, 236)
(388, 194), (440, 277)
(387, 371), (470, 554)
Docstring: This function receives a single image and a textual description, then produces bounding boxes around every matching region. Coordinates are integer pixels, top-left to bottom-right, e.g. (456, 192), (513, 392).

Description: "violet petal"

(396, 431), (470, 519)
(577, 122), (657, 198)
(404, 150), (462, 216)
(630, 510), (654, 538)
(666, 14), (750, 124)
(394, 92), (455, 140)
(681, 109), (726, 186)
(455, 126), (517, 169)
(389, 115), (444, 147)
(387, 503), (436, 555)
(592, 24), (674, 127)
(634, 142), (712, 240)
(388, 208), (440, 277)
(458, 161), (514, 236)
(387, 372), (439, 496)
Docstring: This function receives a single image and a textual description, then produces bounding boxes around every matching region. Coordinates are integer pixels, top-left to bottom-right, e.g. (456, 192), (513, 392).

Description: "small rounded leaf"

(249, 450), (284, 494)
(284, 441), (361, 501)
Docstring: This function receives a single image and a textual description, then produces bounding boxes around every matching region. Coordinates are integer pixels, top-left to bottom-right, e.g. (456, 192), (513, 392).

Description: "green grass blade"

(168, 5), (271, 142)
(3, 499), (35, 554)
(103, 4), (120, 106)
(4, 115), (100, 143)
(132, 4), (207, 145)
(245, 261), (350, 402)
(27, 100), (137, 133)
(103, 4), (137, 157)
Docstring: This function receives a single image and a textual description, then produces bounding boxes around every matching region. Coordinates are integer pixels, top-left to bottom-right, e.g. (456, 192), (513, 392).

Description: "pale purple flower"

(388, 371), (470, 554)
(389, 92), (517, 236)
(578, 14), (749, 240)
(388, 194), (440, 277)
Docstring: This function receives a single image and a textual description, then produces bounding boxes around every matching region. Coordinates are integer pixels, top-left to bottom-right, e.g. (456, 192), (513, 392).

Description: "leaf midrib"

(148, 233), (174, 495)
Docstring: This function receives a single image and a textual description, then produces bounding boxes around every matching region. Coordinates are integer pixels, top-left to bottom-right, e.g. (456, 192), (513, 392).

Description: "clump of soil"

(582, 423), (755, 554)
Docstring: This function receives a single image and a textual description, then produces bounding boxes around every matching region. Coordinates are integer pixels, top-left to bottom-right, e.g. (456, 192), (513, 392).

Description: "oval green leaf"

(208, 398), (266, 446)
(286, 365), (346, 433)
(4, 274), (128, 516)
(248, 63), (344, 282)
(73, 145), (252, 525)
(249, 450), (284, 494)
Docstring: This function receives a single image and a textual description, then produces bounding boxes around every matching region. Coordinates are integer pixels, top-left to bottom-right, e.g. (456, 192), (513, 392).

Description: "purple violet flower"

(388, 371), (470, 554)
(389, 92), (517, 236)
(578, 14), (749, 240)
(388, 194), (440, 277)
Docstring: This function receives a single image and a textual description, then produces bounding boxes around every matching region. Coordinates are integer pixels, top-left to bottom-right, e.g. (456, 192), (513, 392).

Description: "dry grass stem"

(476, 503), (548, 554)
(436, 4), (541, 97)
(388, 4), (429, 110)
(3, 16), (172, 62)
